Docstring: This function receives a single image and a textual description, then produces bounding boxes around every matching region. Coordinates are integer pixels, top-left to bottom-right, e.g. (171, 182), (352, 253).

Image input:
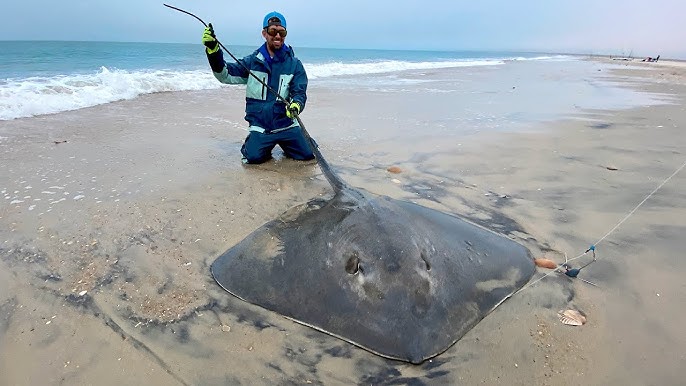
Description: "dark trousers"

(240, 127), (315, 164)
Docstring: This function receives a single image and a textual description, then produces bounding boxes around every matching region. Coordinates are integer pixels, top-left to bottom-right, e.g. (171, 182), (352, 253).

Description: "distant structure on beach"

(612, 54), (660, 62)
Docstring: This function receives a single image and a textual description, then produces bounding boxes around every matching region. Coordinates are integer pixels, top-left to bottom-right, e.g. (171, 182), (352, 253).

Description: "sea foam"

(0, 56), (570, 120)
(0, 67), (222, 120)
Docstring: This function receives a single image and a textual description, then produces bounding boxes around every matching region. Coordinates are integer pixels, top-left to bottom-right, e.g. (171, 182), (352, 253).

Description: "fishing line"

(163, 3), (345, 192)
(515, 159), (686, 295)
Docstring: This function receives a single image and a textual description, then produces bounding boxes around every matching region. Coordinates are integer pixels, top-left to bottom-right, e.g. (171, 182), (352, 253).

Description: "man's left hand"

(286, 102), (301, 119)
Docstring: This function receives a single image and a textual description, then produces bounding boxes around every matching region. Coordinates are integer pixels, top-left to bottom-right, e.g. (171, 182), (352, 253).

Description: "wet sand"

(1, 58), (685, 385)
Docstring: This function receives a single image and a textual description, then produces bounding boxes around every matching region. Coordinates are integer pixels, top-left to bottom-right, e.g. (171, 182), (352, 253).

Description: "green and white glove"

(202, 24), (220, 54)
(286, 102), (301, 119)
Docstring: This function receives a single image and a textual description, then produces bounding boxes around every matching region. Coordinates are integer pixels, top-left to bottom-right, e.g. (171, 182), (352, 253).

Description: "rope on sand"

(515, 159), (686, 295)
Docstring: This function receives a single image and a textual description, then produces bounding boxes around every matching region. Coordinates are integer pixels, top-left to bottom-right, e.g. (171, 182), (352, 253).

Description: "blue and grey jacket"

(206, 43), (307, 133)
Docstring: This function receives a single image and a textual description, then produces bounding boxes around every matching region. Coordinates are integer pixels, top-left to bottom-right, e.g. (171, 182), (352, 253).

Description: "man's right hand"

(202, 24), (220, 54)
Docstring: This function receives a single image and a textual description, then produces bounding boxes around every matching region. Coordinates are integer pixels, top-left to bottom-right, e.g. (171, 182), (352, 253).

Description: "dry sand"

(1, 58), (685, 385)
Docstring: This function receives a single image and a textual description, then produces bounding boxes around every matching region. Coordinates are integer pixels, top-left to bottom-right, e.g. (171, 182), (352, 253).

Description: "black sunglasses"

(266, 28), (287, 38)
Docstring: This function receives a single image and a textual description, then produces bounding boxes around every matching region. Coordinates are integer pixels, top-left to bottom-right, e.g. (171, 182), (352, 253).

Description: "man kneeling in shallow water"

(202, 11), (314, 164)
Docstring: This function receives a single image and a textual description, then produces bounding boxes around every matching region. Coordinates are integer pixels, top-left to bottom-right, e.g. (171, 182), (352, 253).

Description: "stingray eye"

(420, 251), (431, 271)
(345, 252), (361, 275)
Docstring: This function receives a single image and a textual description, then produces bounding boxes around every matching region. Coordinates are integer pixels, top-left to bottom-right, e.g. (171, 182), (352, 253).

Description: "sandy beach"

(1, 57), (685, 385)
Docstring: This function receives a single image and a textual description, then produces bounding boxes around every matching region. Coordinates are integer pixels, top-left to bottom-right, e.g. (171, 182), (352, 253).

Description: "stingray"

(211, 135), (535, 364)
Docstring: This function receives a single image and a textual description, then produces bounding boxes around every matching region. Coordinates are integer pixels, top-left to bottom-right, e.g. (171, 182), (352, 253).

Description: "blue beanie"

(263, 11), (286, 29)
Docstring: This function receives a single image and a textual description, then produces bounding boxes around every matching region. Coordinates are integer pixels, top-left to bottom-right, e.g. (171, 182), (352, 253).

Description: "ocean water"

(0, 41), (572, 121)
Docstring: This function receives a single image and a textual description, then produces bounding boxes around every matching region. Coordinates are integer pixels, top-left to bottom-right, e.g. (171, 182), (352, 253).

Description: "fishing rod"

(163, 3), (345, 192)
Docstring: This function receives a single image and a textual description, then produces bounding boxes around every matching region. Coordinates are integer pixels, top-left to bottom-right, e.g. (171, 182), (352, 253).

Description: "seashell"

(558, 309), (586, 326)
(387, 166), (402, 174)
(606, 165), (619, 171)
(534, 258), (558, 269)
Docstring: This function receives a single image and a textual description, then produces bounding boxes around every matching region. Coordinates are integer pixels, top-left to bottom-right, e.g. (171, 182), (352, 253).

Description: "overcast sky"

(1, 0), (684, 58)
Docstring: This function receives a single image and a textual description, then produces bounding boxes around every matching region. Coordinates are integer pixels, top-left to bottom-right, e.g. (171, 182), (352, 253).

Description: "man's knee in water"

(241, 149), (272, 164)
(241, 157), (269, 165)
(241, 154), (272, 164)
(241, 137), (273, 164)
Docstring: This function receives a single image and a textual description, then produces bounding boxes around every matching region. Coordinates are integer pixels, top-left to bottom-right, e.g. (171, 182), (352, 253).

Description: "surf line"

(163, 3), (345, 193)
(515, 158), (686, 295)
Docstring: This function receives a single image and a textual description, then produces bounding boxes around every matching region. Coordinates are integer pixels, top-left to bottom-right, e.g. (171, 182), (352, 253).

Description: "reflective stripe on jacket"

(206, 43), (307, 133)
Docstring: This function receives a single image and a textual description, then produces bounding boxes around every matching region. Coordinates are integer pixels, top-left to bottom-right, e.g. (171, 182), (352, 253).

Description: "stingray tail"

(296, 117), (347, 193)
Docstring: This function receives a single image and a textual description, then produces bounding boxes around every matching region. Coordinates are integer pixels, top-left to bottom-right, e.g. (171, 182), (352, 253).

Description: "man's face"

(263, 26), (287, 51)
